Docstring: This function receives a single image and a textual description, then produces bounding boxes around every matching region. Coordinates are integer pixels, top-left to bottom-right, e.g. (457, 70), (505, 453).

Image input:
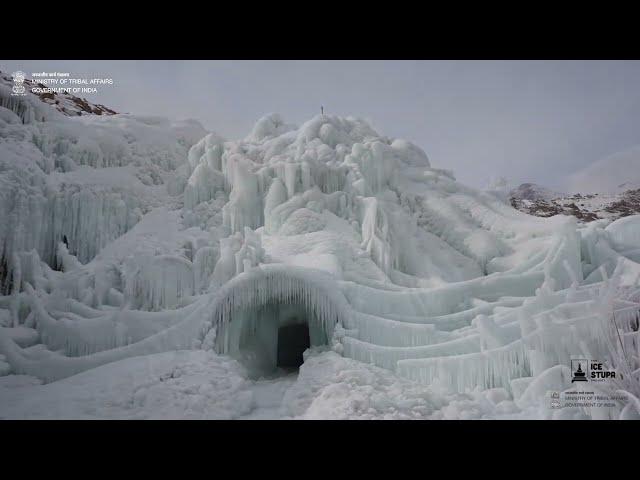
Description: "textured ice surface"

(0, 348), (537, 419)
(1, 104), (639, 419)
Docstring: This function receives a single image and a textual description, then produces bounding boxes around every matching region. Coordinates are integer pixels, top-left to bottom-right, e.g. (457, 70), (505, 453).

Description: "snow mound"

(606, 215), (640, 251)
(0, 350), (253, 419)
(1, 111), (640, 419)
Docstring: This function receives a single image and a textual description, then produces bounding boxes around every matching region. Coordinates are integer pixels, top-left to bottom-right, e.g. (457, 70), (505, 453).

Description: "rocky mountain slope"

(509, 183), (640, 223)
(1, 70), (117, 118)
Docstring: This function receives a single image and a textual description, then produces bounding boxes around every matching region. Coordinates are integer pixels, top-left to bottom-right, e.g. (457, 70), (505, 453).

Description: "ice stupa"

(1, 89), (639, 419)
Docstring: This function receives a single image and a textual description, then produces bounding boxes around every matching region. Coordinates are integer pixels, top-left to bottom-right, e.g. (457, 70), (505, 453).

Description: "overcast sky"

(2, 60), (639, 189)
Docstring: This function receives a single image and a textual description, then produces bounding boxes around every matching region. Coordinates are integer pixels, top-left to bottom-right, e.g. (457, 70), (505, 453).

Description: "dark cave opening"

(225, 302), (328, 378)
(276, 322), (311, 369)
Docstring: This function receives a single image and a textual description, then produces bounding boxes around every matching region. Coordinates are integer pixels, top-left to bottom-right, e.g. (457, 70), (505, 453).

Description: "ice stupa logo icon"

(571, 359), (588, 382)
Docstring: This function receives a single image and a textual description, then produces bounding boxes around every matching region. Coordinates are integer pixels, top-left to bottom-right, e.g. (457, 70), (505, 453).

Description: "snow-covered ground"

(0, 348), (586, 419)
(1, 77), (640, 420)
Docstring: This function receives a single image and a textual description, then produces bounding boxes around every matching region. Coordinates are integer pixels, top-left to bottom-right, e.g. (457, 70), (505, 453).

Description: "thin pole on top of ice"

(321, 105), (324, 116)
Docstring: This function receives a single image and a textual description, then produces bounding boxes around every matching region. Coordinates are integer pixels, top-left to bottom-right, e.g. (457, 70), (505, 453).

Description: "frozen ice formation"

(1, 103), (639, 419)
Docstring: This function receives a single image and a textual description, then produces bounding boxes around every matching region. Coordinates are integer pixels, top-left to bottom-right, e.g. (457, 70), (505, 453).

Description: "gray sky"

(2, 60), (640, 190)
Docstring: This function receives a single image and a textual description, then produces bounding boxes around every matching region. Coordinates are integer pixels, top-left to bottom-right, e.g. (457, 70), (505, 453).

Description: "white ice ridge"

(1, 110), (640, 418)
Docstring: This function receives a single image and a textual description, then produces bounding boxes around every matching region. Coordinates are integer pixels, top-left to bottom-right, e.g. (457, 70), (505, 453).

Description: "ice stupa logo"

(11, 71), (26, 96)
(571, 359), (588, 382)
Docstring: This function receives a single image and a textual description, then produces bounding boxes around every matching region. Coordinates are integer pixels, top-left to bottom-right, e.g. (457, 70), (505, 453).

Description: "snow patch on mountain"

(509, 183), (640, 224)
(569, 146), (640, 194)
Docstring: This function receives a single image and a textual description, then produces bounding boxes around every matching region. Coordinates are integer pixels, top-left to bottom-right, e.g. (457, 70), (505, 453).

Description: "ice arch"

(0, 265), (350, 383)
(203, 265), (349, 374)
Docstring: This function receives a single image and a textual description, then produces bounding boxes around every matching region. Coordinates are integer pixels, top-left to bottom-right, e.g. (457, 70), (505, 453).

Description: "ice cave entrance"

(277, 323), (310, 369)
(225, 302), (326, 377)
